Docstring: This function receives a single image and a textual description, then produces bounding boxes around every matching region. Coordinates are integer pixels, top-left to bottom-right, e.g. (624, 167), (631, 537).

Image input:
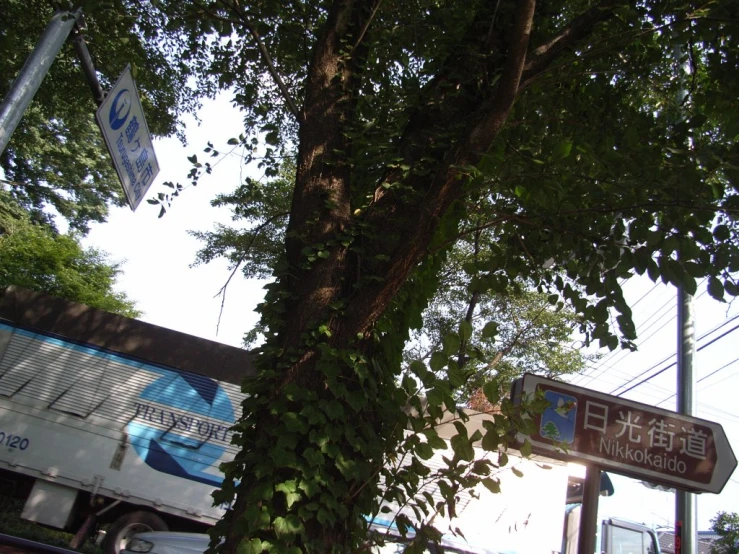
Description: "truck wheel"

(103, 511), (168, 554)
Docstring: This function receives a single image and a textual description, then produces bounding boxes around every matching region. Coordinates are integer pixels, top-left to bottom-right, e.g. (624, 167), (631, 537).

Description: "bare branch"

(227, 0), (302, 122)
(352, 0), (383, 53)
(213, 212), (289, 334)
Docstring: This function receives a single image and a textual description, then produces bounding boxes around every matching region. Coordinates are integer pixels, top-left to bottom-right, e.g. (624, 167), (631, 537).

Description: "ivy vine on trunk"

(12, 0), (738, 552)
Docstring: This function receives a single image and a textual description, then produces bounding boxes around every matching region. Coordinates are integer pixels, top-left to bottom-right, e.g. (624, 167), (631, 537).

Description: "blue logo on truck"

(128, 370), (235, 487)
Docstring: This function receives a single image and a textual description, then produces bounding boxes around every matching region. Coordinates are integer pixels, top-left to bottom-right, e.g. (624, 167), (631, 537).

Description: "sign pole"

(0, 10), (81, 156)
(676, 285), (696, 554)
(577, 465), (601, 554)
(674, 42), (697, 554)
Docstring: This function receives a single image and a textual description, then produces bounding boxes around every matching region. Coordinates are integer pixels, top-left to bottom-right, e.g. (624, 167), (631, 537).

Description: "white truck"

(0, 286), (254, 554)
(0, 286), (661, 554)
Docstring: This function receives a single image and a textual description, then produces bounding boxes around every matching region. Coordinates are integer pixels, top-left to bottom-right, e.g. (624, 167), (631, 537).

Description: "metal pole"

(0, 9), (81, 156)
(673, 40), (697, 554)
(578, 465), (601, 554)
(676, 286), (696, 554)
(71, 16), (105, 107)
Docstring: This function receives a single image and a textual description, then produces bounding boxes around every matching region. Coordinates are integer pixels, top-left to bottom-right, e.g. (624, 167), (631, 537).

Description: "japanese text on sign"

(96, 65), (159, 211)
(537, 384), (716, 483)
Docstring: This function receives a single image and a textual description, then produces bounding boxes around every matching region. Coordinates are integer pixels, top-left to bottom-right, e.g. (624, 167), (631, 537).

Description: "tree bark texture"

(216, 1), (624, 552)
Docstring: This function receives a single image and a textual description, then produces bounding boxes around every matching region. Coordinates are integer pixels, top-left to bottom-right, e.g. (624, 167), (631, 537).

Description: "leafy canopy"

(711, 512), (739, 554)
(0, 190), (140, 317)
(146, 1), (739, 552)
(16, 0), (739, 552)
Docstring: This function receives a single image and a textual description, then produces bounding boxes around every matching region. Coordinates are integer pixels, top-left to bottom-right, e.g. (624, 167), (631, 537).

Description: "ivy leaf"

(273, 515), (304, 539)
(236, 538), (264, 554)
(276, 481), (301, 508)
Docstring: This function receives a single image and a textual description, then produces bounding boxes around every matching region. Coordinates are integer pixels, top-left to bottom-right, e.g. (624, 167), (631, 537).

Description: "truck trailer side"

(0, 286), (255, 554)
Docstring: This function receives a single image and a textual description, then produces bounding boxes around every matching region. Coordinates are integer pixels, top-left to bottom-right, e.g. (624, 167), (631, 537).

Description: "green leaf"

(481, 428), (499, 451)
(227, 137), (239, 145)
(276, 481), (301, 508)
(423, 429), (448, 450)
(237, 538), (264, 554)
(416, 442), (434, 460)
(481, 321), (498, 339)
(707, 276), (725, 301)
(274, 515), (304, 539)
(482, 381), (499, 405)
(459, 319), (473, 342)
(450, 433), (474, 461)
(442, 332), (461, 354)
(481, 478), (501, 494)
(430, 351), (448, 372)
(520, 439), (532, 457)
(553, 139), (573, 159)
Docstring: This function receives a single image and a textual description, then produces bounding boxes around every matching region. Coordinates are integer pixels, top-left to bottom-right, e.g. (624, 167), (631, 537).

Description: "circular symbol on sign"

(108, 88), (132, 130)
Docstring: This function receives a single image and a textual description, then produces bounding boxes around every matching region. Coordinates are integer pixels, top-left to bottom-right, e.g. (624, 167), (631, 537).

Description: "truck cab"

(563, 505), (661, 554)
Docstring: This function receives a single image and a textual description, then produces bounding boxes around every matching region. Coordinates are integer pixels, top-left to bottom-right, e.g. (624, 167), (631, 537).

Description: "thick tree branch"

(341, 2), (538, 342)
(465, 0), (536, 154)
(520, 0), (618, 88)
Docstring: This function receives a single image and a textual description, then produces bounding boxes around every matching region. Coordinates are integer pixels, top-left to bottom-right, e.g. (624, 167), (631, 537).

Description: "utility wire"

(655, 356), (739, 407)
(608, 312), (739, 395)
(614, 322), (739, 397)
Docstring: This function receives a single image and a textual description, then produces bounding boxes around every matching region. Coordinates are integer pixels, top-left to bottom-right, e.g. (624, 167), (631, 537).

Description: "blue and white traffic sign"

(96, 65), (159, 211)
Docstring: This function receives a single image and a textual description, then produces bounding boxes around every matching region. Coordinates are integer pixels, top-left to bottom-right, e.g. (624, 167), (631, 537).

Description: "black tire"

(103, 510), (168, 554)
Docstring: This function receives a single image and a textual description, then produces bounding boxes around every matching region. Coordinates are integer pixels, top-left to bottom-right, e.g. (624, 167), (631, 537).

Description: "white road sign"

(96, 65), (159, 211)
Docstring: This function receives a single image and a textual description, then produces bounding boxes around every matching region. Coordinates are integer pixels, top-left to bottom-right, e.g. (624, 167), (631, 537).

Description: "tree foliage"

(12, 0), (739, 552)
(711, 512), (739, 554)
(150, 1), (739, 552)
(0, 190), (140, 317)
(404, 231), (592, 404)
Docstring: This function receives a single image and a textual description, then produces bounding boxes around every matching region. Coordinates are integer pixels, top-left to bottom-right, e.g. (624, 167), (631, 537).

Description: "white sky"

(81, 95), (738, 536)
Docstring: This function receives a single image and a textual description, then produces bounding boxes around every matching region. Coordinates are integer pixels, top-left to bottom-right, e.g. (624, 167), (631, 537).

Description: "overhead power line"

(655, 356), (739, 407)
(613, 321), (739, 397)
(608, 313), (739, 395)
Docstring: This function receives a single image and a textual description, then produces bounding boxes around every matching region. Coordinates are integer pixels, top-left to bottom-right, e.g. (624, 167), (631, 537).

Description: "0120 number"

(0, 431), (30, 450)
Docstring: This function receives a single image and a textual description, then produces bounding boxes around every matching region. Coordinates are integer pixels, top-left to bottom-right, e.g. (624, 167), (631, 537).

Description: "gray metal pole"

(0, 10), (81, 156)
(676, 286), (696, 554)
(578, 465), (601, 554)
(71, 16), (105, 107)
